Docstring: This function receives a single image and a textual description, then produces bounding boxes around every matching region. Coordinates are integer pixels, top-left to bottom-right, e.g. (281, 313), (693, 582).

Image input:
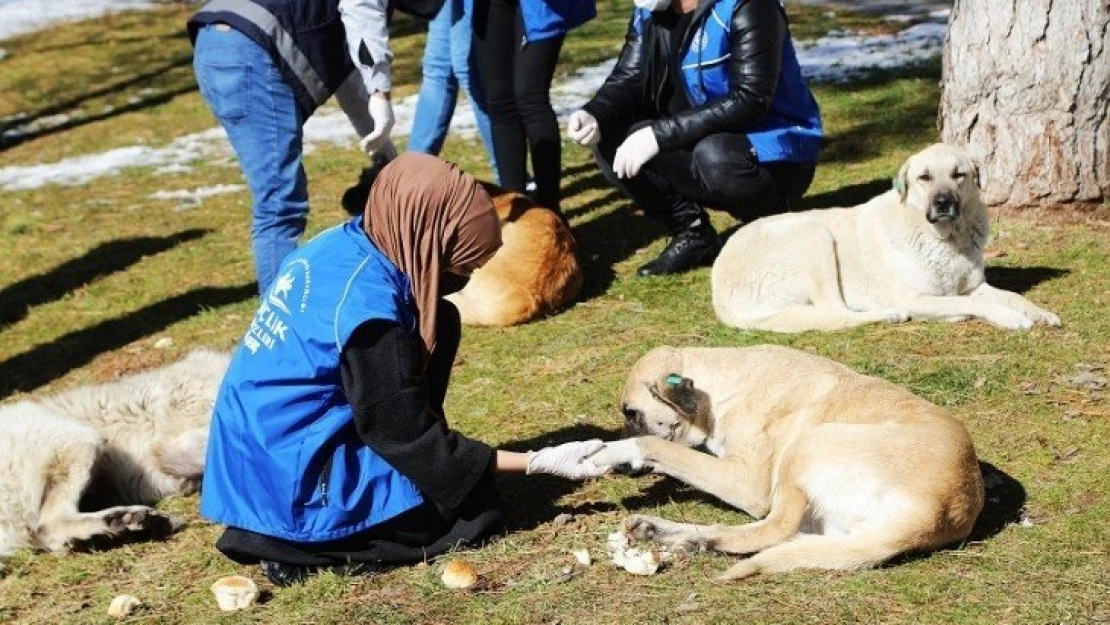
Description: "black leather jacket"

(582, 0), (787, 152)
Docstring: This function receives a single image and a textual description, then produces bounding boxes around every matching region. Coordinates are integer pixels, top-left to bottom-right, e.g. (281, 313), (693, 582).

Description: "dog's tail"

(153, 427), (208, 479)
(715, 533), (909, 581)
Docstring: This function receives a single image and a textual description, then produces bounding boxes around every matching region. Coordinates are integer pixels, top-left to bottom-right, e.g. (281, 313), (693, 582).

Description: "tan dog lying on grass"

(344, 169), (582, 327)
(589, 345), (985, 580)
(445, 184), (582, 327)
(0, 350), (228, 556)
(711, 143), (1060, 332)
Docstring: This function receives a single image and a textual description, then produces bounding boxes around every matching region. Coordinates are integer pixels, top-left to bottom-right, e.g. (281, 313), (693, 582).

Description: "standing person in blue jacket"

(201, 154), (608, 587)
(471, 0), (595, 217)
(409, 0), (501, 181)
(188, 0), (400, 295)
(567, 0), (823, 276)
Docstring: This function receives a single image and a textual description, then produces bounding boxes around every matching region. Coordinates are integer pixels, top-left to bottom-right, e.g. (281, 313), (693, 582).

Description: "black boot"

(637, 218), (720, 277)
(260, 560), (317, 587)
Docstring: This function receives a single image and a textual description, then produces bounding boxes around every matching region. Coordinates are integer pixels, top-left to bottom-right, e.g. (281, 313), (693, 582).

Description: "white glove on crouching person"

(360, 92), (395, 155)
(526, 439), (610, 480)
(567, 110), (601, 146)
(612, 126), (660, 179)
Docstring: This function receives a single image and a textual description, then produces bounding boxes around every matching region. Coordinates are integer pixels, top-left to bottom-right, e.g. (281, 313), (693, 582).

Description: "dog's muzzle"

(927, 193), (960, 223)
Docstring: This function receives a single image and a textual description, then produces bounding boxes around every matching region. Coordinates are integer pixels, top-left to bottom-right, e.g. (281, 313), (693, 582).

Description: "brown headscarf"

(363, 153), (501, 358)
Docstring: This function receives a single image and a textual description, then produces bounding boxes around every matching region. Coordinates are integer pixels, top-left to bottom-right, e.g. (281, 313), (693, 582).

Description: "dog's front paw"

(589, 439), (647, 474)
(986, 308), (1035, 330)
(1026, 305), (1061, 327)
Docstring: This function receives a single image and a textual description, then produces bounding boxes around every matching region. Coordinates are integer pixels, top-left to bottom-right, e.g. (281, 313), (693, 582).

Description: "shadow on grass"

(0, 56), (196, 150)
(0, 229), (210, 328)
(970, 460), (1027, 541)
(572, 203), (664, 300)
(497, 424), (622, 531)
(800, 178), (892, 210)
(0, 284), (255, 399)
(985, 266), (1069, 295)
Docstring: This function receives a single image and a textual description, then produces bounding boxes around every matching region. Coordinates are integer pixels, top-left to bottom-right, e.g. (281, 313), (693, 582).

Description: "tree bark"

(939, 0), (1109, 208)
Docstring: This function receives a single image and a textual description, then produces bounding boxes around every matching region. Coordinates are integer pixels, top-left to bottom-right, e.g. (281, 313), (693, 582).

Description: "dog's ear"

(971, 156), (987, 190)
(659, 373), (699, 416)
(893, 160), (910, 203)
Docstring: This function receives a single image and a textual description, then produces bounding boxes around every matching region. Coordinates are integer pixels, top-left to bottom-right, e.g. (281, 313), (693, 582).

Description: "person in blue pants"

(189, 0), (397, 295)
(409, 0), (500, 180)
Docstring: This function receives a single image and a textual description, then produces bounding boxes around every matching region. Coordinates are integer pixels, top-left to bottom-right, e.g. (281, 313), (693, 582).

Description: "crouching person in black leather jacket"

(568, 0), (823, 276)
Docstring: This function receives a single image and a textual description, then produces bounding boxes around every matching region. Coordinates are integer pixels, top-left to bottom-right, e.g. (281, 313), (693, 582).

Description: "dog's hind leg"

(626, 471), (810, 556)
(35, 439), (179, 552)
(744, 306), (909, 333)
(714, 531), (907, 581)
(154, 427), (208, 482)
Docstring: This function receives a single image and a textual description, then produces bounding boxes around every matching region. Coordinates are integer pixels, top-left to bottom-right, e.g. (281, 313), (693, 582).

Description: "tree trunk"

(939, 0), (1109, 208)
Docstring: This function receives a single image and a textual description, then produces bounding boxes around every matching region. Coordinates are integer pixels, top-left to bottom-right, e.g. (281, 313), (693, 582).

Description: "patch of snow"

(0, 127), (231, 191)
(148, 183), (246, 209)
(796, 22), (948, 82)
(1, 20), (949, 191)
(0, 0), (157, 41)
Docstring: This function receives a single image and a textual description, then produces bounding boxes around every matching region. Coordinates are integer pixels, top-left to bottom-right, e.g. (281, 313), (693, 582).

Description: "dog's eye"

(954, 171), (966, 181)
(917, 173), (933, 182)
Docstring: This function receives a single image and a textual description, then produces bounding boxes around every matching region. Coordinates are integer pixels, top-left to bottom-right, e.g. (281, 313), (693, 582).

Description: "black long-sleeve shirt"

(339, 321), (494, 511)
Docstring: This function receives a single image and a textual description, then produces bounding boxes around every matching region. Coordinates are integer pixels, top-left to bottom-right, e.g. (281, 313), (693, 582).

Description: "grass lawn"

(0, 2), (1107, 623)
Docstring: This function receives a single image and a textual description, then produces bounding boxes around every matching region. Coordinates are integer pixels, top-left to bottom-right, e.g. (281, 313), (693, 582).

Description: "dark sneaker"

(260, 560), (316, 587)
(636, 219), (720, 277)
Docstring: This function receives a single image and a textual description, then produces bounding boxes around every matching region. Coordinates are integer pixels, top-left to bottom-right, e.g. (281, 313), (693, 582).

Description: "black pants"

(215, 301), (504, 570)
(594, 118), (816, 233)
(472, 0), (564, 212)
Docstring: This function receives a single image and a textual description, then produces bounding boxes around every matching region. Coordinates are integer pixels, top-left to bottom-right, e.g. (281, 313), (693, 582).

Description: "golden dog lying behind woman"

(589, 345), (985, 580)
(445, 184), (582, 327)
(344, 170), (581, 327)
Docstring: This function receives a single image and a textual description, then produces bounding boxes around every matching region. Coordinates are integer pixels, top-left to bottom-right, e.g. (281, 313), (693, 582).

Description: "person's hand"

(360, 92), (395, 155)
(567, 110), (600, 146)
(526, 439), (610, 480)
(612, 127), (660, 179)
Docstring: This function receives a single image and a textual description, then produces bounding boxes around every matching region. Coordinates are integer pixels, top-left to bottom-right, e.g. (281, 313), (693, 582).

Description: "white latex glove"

(567, 110), (600, 146)
(359, 93), (395, 155)
(526, 439), (610, 480)
(612, 126), (660, 179)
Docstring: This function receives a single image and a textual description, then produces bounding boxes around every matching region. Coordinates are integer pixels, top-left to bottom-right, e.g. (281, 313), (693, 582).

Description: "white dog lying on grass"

(0, 349), (228, 556)
(711, 144), (1061, 333)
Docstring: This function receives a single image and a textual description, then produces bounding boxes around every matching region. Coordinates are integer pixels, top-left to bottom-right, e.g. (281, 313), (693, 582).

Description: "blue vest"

(189, 0), (354, 115)
(635, 0), (823, 163)
(521, 0), (596, 43)
(200, 219), (426, 543)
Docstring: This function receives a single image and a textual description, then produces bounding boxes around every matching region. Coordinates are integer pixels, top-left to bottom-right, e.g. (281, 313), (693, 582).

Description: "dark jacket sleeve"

(582, 12), (646, 127)
(651, 0), (785, 151)
(340, 321), (494, 511)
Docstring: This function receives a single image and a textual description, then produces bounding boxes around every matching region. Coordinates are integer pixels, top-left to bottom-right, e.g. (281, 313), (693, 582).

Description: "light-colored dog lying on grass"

(590, 345), (985, 580)
(711, 143), (1060, 332)
(0, 349), (228, 556)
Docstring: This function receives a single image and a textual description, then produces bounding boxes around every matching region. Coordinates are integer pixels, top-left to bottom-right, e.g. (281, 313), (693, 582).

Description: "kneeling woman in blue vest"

(201, 153), (607, 586)
(567, 0), (823, 277)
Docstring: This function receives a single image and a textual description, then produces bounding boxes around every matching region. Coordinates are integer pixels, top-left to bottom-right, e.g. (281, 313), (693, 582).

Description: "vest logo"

(690, 29), (708, 54)
(245, 259), (312, 355)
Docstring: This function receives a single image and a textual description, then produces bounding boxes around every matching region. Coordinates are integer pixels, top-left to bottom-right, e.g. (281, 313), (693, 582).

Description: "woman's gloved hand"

(526, 439), (610, 479)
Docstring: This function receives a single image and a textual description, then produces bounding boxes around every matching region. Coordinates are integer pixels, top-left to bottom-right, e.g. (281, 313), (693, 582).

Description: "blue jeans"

(194, 24), (308, 295)
(409, 0), (499, 180)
